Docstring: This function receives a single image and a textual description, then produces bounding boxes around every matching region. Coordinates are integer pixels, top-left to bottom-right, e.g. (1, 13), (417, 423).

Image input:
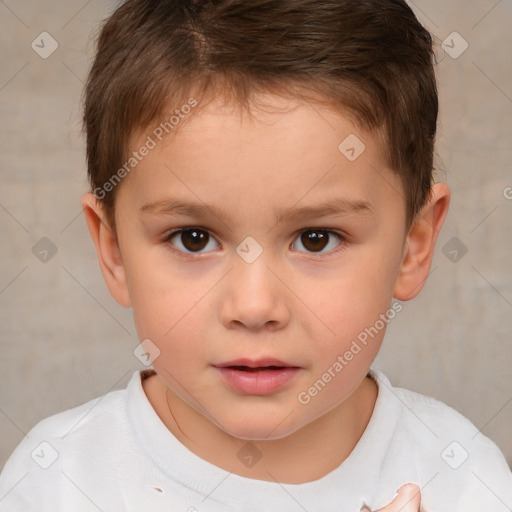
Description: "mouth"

(213, 358), (301, 395)
(225, 365), (288, 372)
(214, 358), (299, 371)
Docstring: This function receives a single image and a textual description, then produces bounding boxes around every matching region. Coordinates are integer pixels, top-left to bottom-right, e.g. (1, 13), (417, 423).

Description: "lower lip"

(216, 367), (300, 395)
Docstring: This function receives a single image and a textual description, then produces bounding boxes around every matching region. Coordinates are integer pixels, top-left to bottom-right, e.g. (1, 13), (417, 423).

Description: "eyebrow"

(139, 196), (373, 224)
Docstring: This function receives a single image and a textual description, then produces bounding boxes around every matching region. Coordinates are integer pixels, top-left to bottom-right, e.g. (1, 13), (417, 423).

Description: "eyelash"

(162, 226), (348, 259)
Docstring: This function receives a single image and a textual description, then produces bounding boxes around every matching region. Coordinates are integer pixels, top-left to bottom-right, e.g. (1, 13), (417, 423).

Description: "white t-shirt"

(0, 368), (511, 512)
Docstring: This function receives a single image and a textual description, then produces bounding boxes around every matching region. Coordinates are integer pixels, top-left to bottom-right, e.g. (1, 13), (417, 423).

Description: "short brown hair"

(83, 0), (438, 235)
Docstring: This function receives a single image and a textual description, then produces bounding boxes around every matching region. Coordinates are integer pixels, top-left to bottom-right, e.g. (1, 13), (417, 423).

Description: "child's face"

(108, 93), (409, 440)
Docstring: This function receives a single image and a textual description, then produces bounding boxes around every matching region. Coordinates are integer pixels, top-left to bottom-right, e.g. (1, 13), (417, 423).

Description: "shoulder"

(370, 368), (500, 444)
(369, 369), (512, 511)
(369, 368), (483, 440)
(0, 375), (135, 511)
(11, 380), (128, 455)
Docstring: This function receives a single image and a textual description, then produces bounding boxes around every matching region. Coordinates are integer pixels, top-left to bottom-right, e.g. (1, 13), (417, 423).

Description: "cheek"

(312, 265), (393, 336)
(122, 241), (191, 310)
(125, 258), (191, 343)
(126, 261), (215, 369)
(304, 257), (395, 373)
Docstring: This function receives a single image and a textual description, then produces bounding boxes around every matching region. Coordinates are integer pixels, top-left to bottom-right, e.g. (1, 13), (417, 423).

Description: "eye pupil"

(170, 228), (339, 255)
(182, 229), (208, 251)
(301, 230), (328, 252)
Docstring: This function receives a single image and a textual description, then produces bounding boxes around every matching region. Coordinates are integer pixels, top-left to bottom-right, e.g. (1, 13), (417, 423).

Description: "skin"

(82, 92), (449, 508)
(369, 484), (423, 512)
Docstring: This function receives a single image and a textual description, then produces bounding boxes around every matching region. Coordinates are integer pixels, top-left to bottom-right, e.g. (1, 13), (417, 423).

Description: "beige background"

(0, 0), (511, 474)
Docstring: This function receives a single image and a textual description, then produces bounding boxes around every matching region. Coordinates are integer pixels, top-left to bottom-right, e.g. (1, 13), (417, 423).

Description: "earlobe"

(393, 183), (450, 301)
(81, 193), (131, 307)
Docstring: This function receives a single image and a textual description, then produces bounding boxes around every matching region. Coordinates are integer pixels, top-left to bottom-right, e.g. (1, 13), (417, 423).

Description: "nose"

(219, 252), (291, 332)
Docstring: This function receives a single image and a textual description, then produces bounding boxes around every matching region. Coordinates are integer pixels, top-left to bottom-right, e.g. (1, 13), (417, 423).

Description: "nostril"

(151, 486), (164, 493)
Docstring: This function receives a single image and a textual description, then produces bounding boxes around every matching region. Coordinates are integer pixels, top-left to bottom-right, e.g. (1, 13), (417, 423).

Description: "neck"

(143, 373), (378, 484)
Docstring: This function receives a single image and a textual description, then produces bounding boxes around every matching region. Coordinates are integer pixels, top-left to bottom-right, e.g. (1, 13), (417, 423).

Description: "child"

(1, 0), (511, 510)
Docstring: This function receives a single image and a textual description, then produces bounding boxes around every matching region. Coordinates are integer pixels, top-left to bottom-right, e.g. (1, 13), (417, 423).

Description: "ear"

(394, 182), (450, 301)
(81, 193), (131, 307)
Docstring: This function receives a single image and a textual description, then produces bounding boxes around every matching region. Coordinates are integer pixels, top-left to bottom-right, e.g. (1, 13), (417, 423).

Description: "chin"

(218, 413), (305, 442)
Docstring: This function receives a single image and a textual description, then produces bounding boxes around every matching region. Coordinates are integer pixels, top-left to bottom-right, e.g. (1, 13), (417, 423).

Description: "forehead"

(119, 93), (402, 224)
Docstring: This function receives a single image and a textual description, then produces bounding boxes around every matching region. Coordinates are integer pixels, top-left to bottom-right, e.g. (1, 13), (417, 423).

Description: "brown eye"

(168, 228), (218, 253)
(292, 229), (343, 254)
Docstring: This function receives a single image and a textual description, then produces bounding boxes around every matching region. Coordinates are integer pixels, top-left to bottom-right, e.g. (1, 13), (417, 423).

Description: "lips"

(226, 366), (284, 373)
(214, 358), (301, 395)
(215, 358), (296, 370)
